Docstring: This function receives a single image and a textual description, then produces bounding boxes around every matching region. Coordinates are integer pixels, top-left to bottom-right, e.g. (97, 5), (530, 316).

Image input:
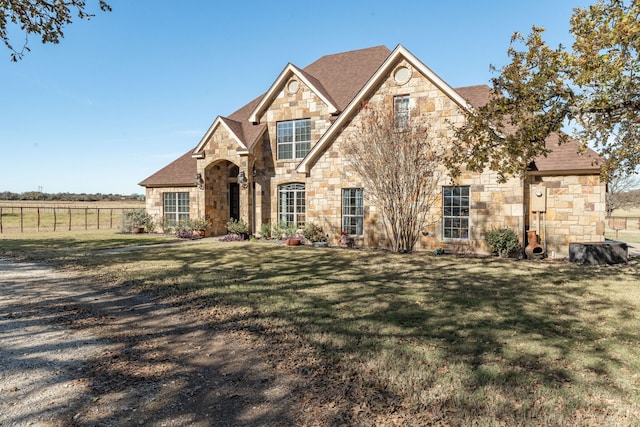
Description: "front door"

(229, 182), (240, 221)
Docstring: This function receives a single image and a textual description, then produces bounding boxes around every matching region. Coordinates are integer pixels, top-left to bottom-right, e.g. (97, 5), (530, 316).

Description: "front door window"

(229, 182), (239, 221)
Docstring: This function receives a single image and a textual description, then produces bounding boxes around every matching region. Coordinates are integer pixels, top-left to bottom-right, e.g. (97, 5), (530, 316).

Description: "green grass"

(2, 230), (640, 425)
(606, 228), (640, 244)
(0, 205), (141, 233)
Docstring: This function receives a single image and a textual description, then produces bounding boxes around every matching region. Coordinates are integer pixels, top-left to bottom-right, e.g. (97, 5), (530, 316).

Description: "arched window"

(278, 183), (305, 227)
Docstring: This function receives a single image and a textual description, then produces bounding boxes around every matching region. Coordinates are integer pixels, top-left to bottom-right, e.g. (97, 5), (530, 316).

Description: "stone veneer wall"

(258, 75), (333, 228)
(144, 186), (199, 231)
(196, 126), (251, 235)
(527, 174), (605, 258)
(306, 59), (527, 250)
(179, 58), (605, 254)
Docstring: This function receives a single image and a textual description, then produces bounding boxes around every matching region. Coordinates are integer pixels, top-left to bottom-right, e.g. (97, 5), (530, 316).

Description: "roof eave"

(192, 116), (248, 155)
(139, 183), (196, 188)
(248, 64), (338, 123)
(527, 169), (601, 176)
(297, 44), (472, 174)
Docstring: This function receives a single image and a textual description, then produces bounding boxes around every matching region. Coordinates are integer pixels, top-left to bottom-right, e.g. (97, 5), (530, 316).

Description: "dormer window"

(394, 95), (410, 129)
(277, 119), (311, 160)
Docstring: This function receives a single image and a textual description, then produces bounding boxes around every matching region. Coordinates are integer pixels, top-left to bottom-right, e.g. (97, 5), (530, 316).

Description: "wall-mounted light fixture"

(194, 173), (204, 189)
(237, 170), (248, 189)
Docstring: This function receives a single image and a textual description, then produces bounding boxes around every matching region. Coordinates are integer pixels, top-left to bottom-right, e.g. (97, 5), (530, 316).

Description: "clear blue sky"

(1, 0), (591, 195)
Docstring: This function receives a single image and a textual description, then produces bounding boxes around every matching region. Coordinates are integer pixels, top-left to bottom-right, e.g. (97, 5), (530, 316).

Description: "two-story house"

(139, 45), (605, 257)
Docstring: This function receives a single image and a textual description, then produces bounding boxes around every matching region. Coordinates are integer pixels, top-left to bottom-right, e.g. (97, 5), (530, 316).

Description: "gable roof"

(193, 95), (267, 156)
(248, 46), (391, 123)
(139, 150), (197, 187)
(301, 45), (392, 111)
(248, 63), (340, 122)
(142, 45), (602, 188)
(297, 44), (472, 173)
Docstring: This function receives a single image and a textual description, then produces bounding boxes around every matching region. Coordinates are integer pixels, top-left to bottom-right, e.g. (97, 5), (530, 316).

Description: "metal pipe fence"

(0, 205), (143, 233)
(607, 216), (640, 240)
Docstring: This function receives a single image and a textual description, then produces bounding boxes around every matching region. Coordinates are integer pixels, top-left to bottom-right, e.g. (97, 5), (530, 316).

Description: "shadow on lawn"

(3, 239), (639, 425)
(0, 259), (302, 426)
(92, 242), (640, 424)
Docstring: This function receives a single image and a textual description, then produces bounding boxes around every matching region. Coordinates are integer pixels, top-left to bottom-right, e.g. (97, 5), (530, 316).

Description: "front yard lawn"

(2, 231), (639, 425)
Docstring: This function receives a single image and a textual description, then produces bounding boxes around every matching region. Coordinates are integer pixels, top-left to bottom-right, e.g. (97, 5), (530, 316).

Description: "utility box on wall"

(530, 185), (546, 212)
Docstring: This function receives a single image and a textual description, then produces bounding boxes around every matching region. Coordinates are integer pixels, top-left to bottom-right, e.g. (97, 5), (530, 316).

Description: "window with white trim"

(393, 95), (410, 129)
(163, 192), (190, 222)
(277, 119), (311, 160)
(443, 186), (470, 239)
(278, 183), (305, 227)
(342, 188), (364, 236)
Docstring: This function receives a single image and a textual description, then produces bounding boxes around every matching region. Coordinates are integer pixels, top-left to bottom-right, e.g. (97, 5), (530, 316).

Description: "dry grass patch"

(1, 234), (639, 425)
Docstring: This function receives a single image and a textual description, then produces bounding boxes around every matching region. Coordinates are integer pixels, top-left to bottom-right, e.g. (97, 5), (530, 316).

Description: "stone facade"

(141, 45), (605, 258)
(526, 175), (606, 257)
(145, 186), (200, 224)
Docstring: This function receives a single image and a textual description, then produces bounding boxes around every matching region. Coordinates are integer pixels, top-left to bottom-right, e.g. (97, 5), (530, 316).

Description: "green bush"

(271, 221), (297, 239)
(485, 228), (521, 258)
(226, 218), (248, 235)
(302, 223), (326, 242)
(160, 217), (177, 234)
(121, 209), (155, 233)
(189, 217), (210, 231)
(260, 222), (272, 239)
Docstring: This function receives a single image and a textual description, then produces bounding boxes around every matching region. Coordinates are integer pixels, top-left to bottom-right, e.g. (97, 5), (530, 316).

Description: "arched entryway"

(203, 160), (240, 236)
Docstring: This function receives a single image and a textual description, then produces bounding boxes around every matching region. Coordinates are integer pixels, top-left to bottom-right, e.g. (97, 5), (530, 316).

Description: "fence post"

(110, 208), (113, 229)
(68, 207), (72, 231)
(0, 207), (3, 233)
(37, 208), (40, 232)
(97, 208), (100, 230)
(85, 208), (88, 230)
(54, 207), (57, 232)
(20, 207), (23, 233)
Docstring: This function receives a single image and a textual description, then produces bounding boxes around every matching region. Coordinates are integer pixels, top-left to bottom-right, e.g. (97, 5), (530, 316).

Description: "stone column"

(238, 154), (254, 235)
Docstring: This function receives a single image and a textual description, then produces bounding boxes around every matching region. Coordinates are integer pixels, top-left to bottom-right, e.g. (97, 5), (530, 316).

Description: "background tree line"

(0, 191), (144, 202)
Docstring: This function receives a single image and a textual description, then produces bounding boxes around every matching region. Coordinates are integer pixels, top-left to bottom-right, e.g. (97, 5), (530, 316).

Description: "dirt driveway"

(0, 259), (312, 426)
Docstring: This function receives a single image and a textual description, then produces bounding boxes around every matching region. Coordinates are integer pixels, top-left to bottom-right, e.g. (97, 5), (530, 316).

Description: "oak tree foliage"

(344, 103), (445, 253)
(1, 0), (111, 61)
(449, 0), (640, 182)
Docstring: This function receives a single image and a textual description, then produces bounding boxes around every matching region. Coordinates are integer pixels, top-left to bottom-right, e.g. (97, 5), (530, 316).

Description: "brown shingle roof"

(225, 96), (267, 150)
(302, 45), (391, 111)
(454, 85), (601, 173)
(142, 46), (601, 188)
(532, 133), (601, 173)
(454, 85), (492, 109)
(138, 150), (196, 187)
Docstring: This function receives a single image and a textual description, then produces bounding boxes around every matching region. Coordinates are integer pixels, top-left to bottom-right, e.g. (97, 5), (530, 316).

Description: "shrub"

(218, 233), (245, 242)
(226, 218), (248, 235)
(160, 217), (177, 234)
(260, 223), (272, 239)
(189, 217), (211, 231)
(302, 223), (326, 243)
(121, 209), (155, 233)
(485, 227), (521, 258)
(272, 221), (297, 239)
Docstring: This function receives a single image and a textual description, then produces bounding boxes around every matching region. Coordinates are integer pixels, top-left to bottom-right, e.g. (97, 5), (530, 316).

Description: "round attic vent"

(394, 66), (411, 84)
(287, 79), (299, 93)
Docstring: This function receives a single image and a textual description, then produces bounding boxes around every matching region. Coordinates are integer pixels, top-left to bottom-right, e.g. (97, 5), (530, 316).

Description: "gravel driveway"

(0, 259), (308, 426)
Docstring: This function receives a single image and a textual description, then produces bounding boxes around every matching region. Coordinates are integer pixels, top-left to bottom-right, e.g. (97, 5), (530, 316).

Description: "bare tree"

(607, 172), (640, 216)
(344, 103), (445, 253)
